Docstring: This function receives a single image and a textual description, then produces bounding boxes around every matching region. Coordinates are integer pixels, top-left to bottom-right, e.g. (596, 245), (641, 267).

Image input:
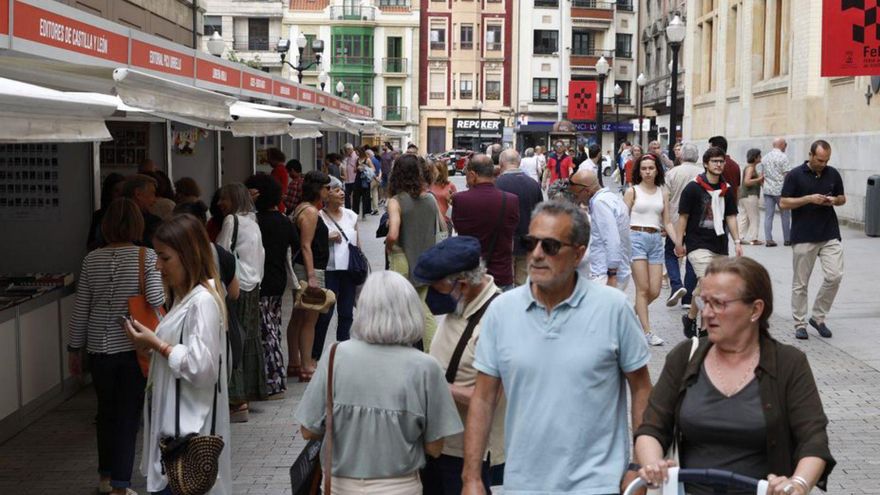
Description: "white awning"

(0, 77), (118, 143)
(348, 118), (383, 135)
(291, 108), (358, 133)
(113, 68), (236, 122)
(376, 126), (410, 138)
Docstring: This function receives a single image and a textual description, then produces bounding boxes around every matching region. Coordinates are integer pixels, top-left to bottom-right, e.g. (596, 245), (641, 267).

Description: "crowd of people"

(66, 134), (845, 495)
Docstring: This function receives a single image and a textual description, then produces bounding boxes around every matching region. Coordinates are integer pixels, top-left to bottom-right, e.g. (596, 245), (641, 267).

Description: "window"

(572, 30), (595, 55)
(616, 81), (631, 104)
(461, 24), (474, 49)
(754, 0), (789, 79)
(430, 27), (446, 50)
(385, 86), (403, 120)
(333, 33), (374, 67)
(430, 72), (446, 99)
(535, 0), (558, 7)
(533, 30), (558, 55)
(615, 33), (632, 58)
(301, 34), (319, 65)
(726, 4), (739, 88)
(459, 75), (473, 99)
(644, 44), (652, 78)
(336, 77), (373, 106)
(204, 16), (222, 36)
(386, 37), (404, 71)
(617, 0), (634, 10)
(486, 80), (501, 100)
(247, 18), (269, 50)
(486, 25), (502, 51)
(379, 0), (409, 6)
(532, 78), (557, 102)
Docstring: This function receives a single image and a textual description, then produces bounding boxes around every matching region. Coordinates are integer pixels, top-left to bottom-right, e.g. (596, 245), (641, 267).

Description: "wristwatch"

(627, 463), (641, 472)
(734, 239), (742, 245)
(607, 269), (618, 277)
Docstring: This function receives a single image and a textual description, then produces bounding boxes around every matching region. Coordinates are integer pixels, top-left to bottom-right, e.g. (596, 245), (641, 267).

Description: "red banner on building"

(131, 40), (194, 78)
(567, 81), (597, 121)
(822, 0), (880, 76)
(0, 0), (9, 36)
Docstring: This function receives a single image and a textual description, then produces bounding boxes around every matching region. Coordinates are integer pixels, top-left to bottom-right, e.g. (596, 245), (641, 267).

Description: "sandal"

(286, 365), (301, 378)
(750, 240), (764, 245)
(298, 369), (315, 383)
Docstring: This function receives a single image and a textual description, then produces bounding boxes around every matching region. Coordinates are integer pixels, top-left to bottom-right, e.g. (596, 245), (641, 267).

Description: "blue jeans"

(664, 236), (696, 304)
(421, 454), (491, 494)
(763, 194), (791, 243)
(312, 269), (356, 360)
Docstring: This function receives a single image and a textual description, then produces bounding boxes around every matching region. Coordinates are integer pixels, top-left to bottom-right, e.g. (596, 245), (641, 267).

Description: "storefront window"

(532, 78), (557, 102)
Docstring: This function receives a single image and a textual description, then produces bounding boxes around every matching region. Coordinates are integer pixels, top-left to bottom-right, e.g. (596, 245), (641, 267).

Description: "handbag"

(376, 211), (389, 238)
(159, 331), (225, 495)
(432, 195), (450, 244)
(325, 213), (370, 286)
(290, 343), (339, 495)
(129, 247), (166, 377)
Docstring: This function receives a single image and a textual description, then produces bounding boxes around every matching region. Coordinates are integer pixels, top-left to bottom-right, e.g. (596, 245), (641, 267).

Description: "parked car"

(430, 149), (470, 175)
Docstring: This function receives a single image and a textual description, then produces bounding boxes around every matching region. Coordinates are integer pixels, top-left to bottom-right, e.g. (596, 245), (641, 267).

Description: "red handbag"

(128, 247), (166, 377)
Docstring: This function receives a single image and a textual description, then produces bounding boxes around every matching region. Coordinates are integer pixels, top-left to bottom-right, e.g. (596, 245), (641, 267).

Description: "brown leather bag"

(128, 247), (166, 377)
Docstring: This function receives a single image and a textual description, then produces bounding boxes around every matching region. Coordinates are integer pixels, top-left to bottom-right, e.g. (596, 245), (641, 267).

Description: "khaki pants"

(737, 195), (761, 242)
(370, 179), (380, 212)
(792, 239), (844, 328)
(513, 254), (529, 286)
(687, 249), (725, 300)
(389, 249), (437, 350)
(329, 471), (421, 495)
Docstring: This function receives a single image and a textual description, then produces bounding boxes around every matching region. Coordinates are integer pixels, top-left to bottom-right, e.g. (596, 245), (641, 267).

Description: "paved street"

(1, 186), (879, 494)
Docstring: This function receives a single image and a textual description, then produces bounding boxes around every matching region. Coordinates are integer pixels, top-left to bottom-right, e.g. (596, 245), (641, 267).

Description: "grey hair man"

(497, 149), (544, 286)
(413, 236), (506, 493)
(520, 147), (541, 183)
(647, 140), (674, 170)
(663, 142), (703, 308)
(463, 200), (652, 495)
(761, 136), (792, 247)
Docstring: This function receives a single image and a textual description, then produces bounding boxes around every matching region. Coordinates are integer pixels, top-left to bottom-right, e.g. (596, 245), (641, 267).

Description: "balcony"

(486, 42), (502, 51)
(383, 57), (408, 73)
(430, 91), (445, 100)
(331, 55), (374, 68)
(571, 0), (614, 22)
(329, 5), (376, 21)
(430, 41), (446, 51)
(233, 37), (277, 52)
(460, 41), (474, 50)
(378, 0), (411, 10)
(383, 106), (408, 121)
(569, 49), (614, 69)
(615, 49), (633, 59)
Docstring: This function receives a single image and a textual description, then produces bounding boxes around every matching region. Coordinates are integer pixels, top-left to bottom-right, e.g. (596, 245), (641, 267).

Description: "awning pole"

(166, 121), (174, 181)
(216, 130), (222, 190)
(92, 141), (101, 211)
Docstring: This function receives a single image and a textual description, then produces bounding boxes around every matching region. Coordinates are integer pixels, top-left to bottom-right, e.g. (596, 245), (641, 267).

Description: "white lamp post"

(665, 14), (686, 157)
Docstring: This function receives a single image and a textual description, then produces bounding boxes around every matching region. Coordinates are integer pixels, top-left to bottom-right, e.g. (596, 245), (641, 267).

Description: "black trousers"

(352, 185), (372, 217)
(344, 182), (356, 209)
(90, 351), (146, 488)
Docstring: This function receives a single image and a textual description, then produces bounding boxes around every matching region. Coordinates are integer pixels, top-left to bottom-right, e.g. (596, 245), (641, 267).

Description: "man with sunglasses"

(463, 200), (652, 495)
(675, 146), (743, 338)
(569, 168), (631, 289)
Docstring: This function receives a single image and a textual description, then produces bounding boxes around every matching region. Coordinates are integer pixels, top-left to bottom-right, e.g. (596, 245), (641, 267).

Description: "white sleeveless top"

(630, 184), (664, 230)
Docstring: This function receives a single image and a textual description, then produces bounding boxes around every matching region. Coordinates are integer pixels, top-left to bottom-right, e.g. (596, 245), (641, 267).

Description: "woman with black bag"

(313, 176), (365, 360)
(123, 214), (231, 495)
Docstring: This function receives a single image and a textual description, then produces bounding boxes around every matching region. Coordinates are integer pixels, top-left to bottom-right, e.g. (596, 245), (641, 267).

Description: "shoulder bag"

(432, 194), (450, 244)
(225, 217), (245, 370)
(290, 342), (339, 495)
(159, 330), (225, 495)
(445, 293), (500, 384)
(129, 247), (166, 377)
(325, 213), (370, 286)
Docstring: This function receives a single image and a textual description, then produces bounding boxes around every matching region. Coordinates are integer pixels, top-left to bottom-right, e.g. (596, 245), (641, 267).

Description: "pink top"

(429, 182), (457, 219)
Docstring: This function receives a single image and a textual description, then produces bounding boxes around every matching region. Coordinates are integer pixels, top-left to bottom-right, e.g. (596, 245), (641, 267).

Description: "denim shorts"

(631, 230), (664, 264)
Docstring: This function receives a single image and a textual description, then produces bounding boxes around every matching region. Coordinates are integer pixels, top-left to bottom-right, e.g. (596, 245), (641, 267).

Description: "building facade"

(638, 0), (686, 148)
(202, 0), (286, 75)
(515, 0), (638, 156)
(418, 0), (517, 154)
(681, 0), (877, 224)
(283, 0), (420, 147)
(57, 0), (203, 48)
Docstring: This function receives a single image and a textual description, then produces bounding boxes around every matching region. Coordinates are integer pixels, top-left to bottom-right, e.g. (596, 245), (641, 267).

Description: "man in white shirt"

(761, 137), (792, 246)
(519, 148), (541, 183)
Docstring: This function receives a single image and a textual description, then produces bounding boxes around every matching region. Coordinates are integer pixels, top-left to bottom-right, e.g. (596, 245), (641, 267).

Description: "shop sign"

(196, 57), (241, 89)
(328, 97), (340, 109)
(568, 81), (597, 121)
(453, 119), (504, 137)
(822, 0), (880, 76)
(316, 93), (329, 106)
(0, 0), (9, 37)
(243, 71), (272, 95)
(130, 39), (194, 78)
(299, 88), (316, 104)
(273, 80), (299, 102)
(13, 0), (128, 63)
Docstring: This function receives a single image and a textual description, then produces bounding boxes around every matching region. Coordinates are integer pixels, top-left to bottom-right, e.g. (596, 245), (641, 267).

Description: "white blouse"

(216, 212), (265, 292)
(141, 284), (231, 495)
(320, 208), (359, 271)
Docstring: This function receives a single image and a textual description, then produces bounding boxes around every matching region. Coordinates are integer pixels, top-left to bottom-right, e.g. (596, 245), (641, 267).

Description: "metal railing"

(460, 41), (474, 50)
(430, 91), (445, 99)
(572, 0), (614, 9)
(329, 5), (376, 20)
(459, 90), (473, 99)
(570, 48), (615, 58)
(331, 55), (373, 67)
(383, 106), (408, 121)
(430, 41), (446, 50)
(486, 42), (502, 51)
(233, 37), (276, 51)
(379, 0), (410, 7)
(615, 49), (633, 58)
(383, 57), (408, 73)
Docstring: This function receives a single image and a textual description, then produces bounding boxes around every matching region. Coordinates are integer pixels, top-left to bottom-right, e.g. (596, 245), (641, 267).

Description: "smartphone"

(116, 315), (132, 328)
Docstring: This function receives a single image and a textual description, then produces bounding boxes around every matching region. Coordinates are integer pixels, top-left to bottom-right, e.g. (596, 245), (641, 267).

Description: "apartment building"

(418, 0), (517, 153)
(57, 0), (203, 48)
(202, 0), (286, 75)
(284, 0), (420, 146)
(515, 0), (637, 154)
(637, 0), (686, 148)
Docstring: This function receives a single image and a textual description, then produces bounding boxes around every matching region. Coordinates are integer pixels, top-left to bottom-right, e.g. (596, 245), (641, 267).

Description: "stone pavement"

(1, 193), (879, 494)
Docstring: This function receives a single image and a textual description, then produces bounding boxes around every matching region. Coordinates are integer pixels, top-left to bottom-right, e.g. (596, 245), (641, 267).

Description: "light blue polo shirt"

(474, 274), (650, 494)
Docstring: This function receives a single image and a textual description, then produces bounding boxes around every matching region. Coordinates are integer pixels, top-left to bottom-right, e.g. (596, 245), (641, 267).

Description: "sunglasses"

(522, 235), (574, 256)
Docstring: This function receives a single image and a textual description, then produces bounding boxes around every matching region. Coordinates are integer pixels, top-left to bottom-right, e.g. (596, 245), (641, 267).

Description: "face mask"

(425, 286), (462, 315)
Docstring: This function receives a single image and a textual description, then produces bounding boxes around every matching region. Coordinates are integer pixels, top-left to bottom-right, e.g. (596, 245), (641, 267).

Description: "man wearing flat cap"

(414, 236), (506, 495)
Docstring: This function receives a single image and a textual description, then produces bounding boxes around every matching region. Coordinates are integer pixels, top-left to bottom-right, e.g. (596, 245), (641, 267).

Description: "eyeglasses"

(522, 235), (574, 256)
(696, 296), (749, 313)
(708, 158), (726, 165)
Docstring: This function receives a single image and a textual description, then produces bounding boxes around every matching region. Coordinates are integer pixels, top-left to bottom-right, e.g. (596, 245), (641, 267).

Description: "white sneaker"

(645, 331), (665, 346)
(666, 287), (687, 307)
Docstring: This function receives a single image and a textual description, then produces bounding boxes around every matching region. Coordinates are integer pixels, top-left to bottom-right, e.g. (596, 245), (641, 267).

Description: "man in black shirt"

(675, 146), (743, 337)
(780, 140), (845, 340)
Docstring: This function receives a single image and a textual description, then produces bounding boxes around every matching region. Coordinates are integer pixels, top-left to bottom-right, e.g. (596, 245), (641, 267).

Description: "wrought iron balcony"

(383, 106), (408, 121)
(383, 57), (408, 73)
(329, 5), (376, 21)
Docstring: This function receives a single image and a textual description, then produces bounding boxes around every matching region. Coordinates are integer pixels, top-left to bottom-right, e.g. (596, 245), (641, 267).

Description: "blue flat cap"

(412, 236), (482, 284)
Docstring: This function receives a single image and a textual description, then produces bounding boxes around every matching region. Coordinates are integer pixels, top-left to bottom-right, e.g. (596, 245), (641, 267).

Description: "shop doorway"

(427, 126), (446, 153)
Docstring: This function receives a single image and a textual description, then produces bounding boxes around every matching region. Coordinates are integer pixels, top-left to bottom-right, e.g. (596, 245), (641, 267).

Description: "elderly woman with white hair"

(520, 147), (540, 183)
(295, 271), (463, 495)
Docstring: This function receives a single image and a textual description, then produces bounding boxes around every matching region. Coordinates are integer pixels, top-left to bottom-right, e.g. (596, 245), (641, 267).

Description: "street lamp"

(318, 71), (329, 92)
(636, 72), (647, 147)
(475, 101), (484, 152)
(666, 14), (686, 159)
(595, 56), (610, 151)
(206, 31), (225, 57)
(613, 83), (622, 167)
(336, 80), (345, 98)
(276, 32), (324, 84)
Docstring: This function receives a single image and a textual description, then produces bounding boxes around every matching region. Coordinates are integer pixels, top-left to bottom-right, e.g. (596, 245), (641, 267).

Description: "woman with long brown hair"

(124, 214), (232, 495)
